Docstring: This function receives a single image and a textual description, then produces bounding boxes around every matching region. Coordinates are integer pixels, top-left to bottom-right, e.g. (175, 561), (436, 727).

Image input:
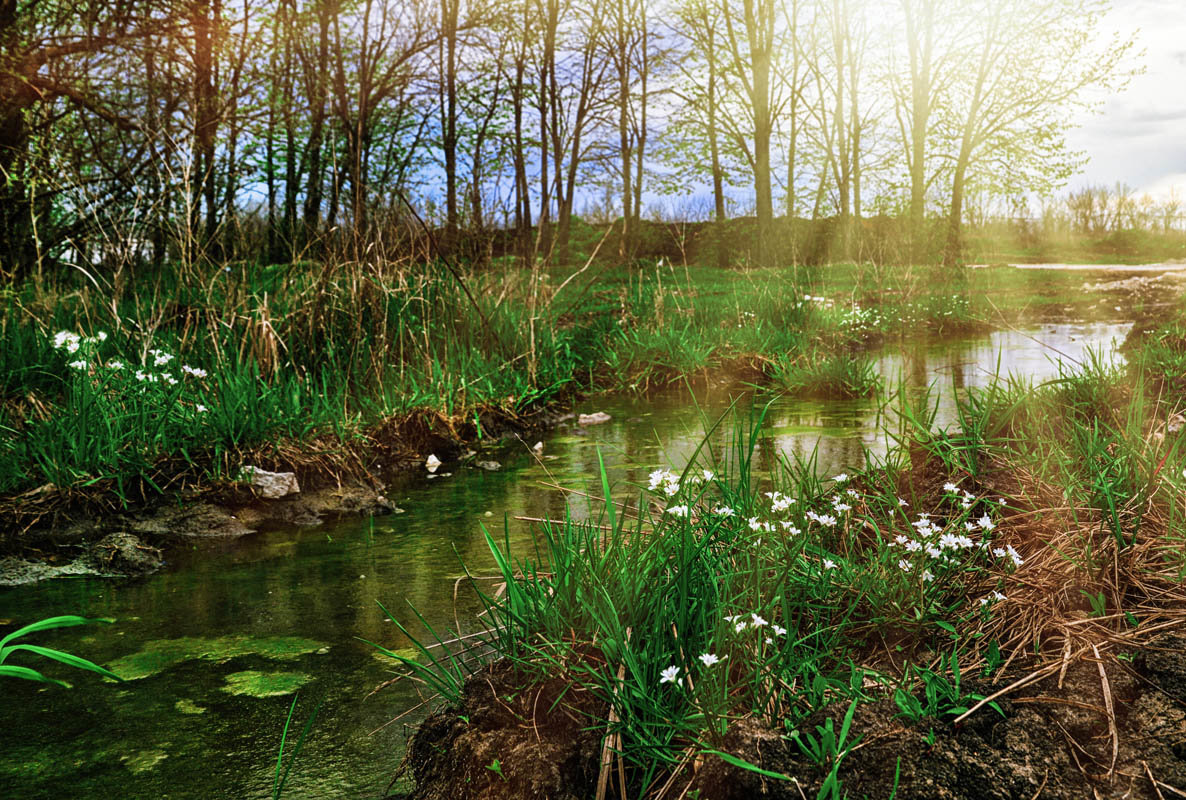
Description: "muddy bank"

(400, 638), (1186, 800)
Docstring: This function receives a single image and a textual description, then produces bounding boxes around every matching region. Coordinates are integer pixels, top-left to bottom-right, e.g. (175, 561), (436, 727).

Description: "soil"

(401, 637), (1186, 800)
(400, 661), (607, 800)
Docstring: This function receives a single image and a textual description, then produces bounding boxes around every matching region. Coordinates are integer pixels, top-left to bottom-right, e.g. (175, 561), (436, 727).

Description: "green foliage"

(0, 262), (990, 500)
(0, 615), (120, 688)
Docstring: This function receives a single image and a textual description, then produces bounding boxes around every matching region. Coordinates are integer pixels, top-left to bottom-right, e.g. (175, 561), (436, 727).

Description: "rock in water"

(241, 466), (300, 499)
(425, 454), (442, 473)
(577, 411), (611, 425)
(475, 460), (501, 472)
(88, 532), (163, 575)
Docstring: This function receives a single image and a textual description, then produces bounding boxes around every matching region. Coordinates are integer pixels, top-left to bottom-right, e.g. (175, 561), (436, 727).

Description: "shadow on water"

(0, 319), (1131, 798)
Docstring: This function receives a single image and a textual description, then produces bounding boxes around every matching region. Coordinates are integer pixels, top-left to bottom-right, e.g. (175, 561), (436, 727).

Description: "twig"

(1144, 760), (1167, 800)
(1091, 643), (1119, 781)
(392, 186), (492, 336)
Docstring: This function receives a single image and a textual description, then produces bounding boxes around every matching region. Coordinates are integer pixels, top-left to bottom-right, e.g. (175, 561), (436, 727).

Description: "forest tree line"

(0, 0), (1146, 278)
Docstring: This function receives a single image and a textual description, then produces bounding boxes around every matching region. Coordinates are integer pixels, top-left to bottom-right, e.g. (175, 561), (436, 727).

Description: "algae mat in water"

(221, 670), (313, 698)
(108, 634), (326, 680)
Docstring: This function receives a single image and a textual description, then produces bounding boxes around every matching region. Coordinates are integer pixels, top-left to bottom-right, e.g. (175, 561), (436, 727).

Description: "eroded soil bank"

(0, 404), (568, 584)
(401, 634), (1186, 800)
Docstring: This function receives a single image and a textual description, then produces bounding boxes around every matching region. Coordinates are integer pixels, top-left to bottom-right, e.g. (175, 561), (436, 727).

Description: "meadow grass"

(379, 334), (1186, 797)
(0, 259), (1018, 506)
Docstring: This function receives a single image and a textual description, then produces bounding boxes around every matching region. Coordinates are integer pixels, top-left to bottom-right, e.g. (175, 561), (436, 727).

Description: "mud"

(403, 640), (1186, 800)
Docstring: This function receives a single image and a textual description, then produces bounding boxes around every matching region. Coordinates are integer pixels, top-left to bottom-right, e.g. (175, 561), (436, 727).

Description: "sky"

(1066, 0), (1186, 200)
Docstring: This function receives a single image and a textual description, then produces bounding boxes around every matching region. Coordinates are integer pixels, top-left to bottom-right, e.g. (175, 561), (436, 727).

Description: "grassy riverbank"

(388, 313), (1186, 798)
(0, 260), (1169, 533)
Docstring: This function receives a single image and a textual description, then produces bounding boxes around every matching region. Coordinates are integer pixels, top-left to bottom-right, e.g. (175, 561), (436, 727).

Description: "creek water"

(0, 315), (1134, 799)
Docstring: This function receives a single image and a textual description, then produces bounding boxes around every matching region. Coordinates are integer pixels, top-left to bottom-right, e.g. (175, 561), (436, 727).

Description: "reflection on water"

(0, 320), (1130, 799)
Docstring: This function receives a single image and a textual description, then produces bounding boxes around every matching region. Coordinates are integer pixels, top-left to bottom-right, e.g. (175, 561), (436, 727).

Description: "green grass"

(377, 333), (1186, 796)
(0, 260), (1126, 505)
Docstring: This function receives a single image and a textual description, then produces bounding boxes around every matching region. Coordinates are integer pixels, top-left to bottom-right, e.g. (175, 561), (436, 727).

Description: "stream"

(0, 308), (1137, 798)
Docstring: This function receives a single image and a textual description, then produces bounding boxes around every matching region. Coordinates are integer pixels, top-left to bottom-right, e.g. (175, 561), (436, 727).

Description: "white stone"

(425, 454), (442, 473)
(578, 412), (612, 425)
(241, 466), (300, 499)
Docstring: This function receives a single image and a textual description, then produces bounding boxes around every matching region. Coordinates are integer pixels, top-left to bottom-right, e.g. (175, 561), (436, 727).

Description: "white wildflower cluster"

(896, 295), (971, 325)
(838, 304), (885, 333)
(52, 329), (107, 354)
(658, 650), (731, 689)
(765, 490), (795, 512)
(647, 469), (681, 497)
(889, 483), (1019, 588)
(50, 330), (211, 416)
(725, 611), (790, 645)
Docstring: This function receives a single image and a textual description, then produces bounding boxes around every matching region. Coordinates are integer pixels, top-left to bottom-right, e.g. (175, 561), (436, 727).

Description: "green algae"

(108, 635), (326, 680)
(370, 646), (420, 663)
(221, 670), (313, 698)
(121, 750), (168, 774)
(174, 699), (206, 715)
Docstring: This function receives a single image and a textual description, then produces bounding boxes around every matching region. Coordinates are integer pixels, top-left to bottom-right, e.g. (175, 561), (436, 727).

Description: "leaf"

(0, 664), (69, 687)
(701, 749), (791, 781)
(0, 615), (113, 650)
(4, 644), (121, 681)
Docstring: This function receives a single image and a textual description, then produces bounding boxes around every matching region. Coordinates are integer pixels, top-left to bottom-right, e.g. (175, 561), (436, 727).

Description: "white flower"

(108, 360), (124, 370)
(922, 569), (934, 582)
(750, 613), (768, 628)
(648, 469), (680, 495)
(977, 514), (995, 532)
(426, 454), (442, 473)
(734, 620), (748, 633)
(943, 482), (958, 493)
(897, 497), (909, 507)
(666, 504), (690, 518)
(898, 559), (912, 571)
(993, 547), (1006, 558)
(823, 559), (837, 570)
(659, 665), (681, 686)
(939, 533), (960, 550)
(698, 653), (723, 667)
(893, 534), (907, 546)
(748, 516), (763, 531)
(712, 505), (736, 517)
(992, 590), (1006, 601)
(67, 360), (87, 370)
(772, 624), (787, 636)
(150, 349), (174, 367)
(905, 539), (921, 552)
(196, 404), (208, 413)
(832, 473), (849, 483)
(702, 470), (715, 481)
(832, 501), (851, 513)
(52, 330), (81, 352)
(1006, 545), (1023, 567)
(846, 488), (859, 498)
(96, 331), (108, 342)
(779, 522), (800, 534)
(925, 545), (942, 559)
(765, 491), (796, 512)
(181, 365), (208, 378)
